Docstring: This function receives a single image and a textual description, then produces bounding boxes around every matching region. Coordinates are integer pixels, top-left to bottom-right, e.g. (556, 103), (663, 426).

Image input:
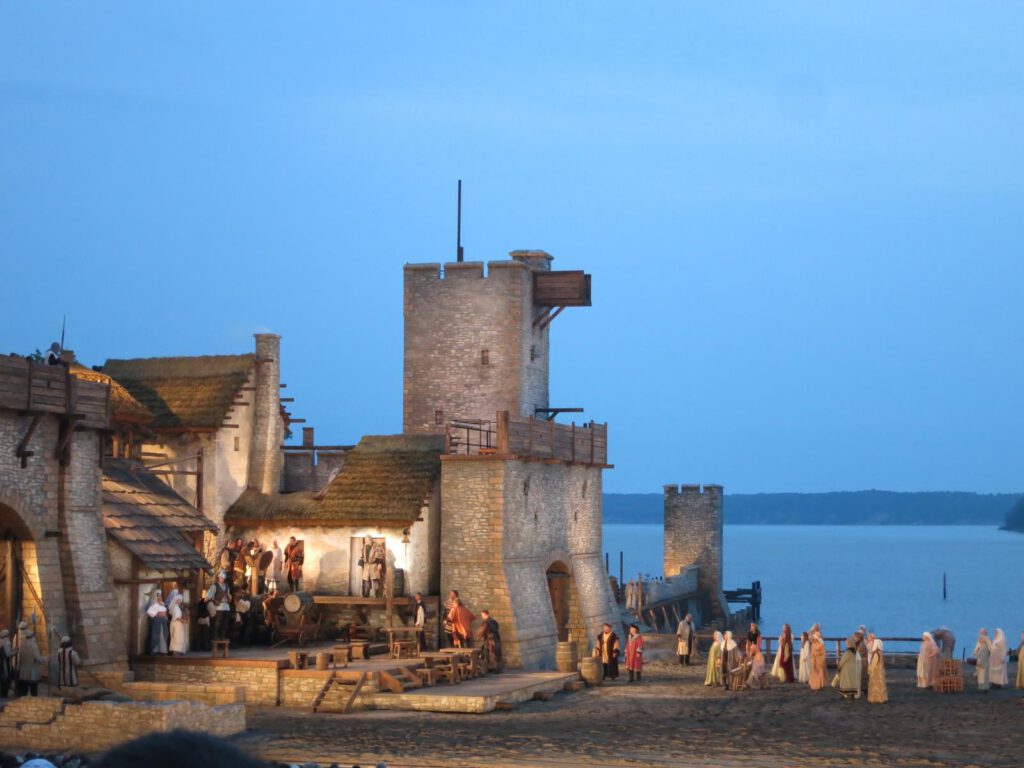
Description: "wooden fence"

(445, 410), (608, 466)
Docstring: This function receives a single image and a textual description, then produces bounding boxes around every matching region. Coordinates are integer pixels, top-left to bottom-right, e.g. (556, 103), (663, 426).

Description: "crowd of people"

(697, 621), (1024, 702)
(0, 622), (81, 699)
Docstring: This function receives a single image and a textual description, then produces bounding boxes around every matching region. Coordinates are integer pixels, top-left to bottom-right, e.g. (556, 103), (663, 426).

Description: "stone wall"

(440, 457), (616, 670)
(403, 257), (551, 434)
(663, 484), (727, 618)
(0, 696), (244, 752)
(0, 408), (124, 667)
(122, 680), (246, 705)
(132, 657), (284, 706)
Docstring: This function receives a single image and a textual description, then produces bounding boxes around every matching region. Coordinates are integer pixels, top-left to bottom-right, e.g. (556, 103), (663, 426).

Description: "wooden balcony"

(444, 411), (609, 467)
(0, 356), (110, 430)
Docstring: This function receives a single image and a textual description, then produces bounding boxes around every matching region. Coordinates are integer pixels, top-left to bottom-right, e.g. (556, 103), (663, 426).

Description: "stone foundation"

(131, 657), (285, 706)
(0, 696), (244, 752)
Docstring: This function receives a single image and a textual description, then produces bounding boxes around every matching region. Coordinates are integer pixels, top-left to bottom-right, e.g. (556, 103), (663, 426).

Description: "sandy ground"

(234, 658), (1023, 768)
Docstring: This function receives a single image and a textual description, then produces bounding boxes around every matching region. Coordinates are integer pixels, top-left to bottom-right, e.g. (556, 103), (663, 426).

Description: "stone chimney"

(247, 333), (283, 494)
(509, 249), (553, 272)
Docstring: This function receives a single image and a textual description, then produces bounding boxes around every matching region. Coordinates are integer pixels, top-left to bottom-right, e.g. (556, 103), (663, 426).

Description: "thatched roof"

(103, 458), (216, 572)
(222, 488), (320, 525)
(69, 364), (153, 424)
(224, 434), (443, 527)
(101, 354), (254, 429)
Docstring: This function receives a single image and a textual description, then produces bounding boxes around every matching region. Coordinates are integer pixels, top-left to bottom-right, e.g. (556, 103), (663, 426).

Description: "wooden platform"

(131, 643), (579, 713)
(358, 671), (579, 714)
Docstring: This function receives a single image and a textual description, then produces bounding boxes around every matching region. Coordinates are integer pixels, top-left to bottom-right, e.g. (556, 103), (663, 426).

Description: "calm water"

(604, 524), (1024, 648)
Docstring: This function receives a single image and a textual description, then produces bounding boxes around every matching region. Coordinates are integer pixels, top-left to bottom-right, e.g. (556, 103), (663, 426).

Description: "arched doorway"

(0, 503), (33, 635)
(546, 562), (571, 642)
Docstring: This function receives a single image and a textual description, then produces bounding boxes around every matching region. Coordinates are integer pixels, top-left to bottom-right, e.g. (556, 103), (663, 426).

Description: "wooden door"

(547, 570), (570, 642)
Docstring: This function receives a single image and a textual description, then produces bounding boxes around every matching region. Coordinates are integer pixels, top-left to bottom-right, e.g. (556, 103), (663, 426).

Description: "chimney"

(302, 427), (315, 448)
(509, 249), (553, 272)
(247, 333), (283, 494)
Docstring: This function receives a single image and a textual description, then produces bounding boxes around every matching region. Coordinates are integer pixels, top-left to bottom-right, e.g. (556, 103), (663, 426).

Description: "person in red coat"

(625, 623), (644, 682)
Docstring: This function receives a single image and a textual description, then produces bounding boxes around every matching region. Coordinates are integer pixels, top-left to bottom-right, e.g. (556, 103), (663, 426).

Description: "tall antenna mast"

(456, 179), (464, 262)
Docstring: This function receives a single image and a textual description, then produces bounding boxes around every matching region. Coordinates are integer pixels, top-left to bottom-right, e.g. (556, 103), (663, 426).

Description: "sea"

(603, 524), (1024, 652)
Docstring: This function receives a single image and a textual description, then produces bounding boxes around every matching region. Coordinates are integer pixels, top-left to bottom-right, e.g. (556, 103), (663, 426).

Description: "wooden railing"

(0, 356), (109, 430)
(445, 410), (608, 466)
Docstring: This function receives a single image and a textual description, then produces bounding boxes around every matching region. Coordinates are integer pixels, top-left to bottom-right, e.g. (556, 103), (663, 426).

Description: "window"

(481, 349), (489, 365)
(530, 344), (537, 361)
(233, 436), (240, 452)
(434, 409), (444, 425)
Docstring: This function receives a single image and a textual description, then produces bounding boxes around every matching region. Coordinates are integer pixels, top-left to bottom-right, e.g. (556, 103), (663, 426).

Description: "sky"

(2, 3), (1022, 494)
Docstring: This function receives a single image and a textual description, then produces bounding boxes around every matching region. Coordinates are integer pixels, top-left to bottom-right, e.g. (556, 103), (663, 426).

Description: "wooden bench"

(211, 640), (230, 659)
(415, 667), (437, 686)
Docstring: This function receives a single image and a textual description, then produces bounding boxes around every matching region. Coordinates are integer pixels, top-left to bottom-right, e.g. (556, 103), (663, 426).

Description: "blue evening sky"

(2, 3), (1021, 494)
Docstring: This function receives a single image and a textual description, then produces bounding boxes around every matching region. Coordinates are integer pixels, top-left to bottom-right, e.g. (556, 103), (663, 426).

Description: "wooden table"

(439, 647), (483, 677)
(420, 651), (462, 685)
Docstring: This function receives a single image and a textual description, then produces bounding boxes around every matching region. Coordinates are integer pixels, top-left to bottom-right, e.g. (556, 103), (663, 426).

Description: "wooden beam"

(56, 415), (83, 464)
(279, 397), (295, 402)
(15, 413), (42, 468)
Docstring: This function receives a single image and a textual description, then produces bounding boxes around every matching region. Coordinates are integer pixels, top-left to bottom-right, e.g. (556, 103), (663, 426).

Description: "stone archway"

(0, 494), (39, 638)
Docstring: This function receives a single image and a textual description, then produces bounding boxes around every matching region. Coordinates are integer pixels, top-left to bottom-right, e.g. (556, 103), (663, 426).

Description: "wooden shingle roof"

(224, 434), (443, 527)
(101, 354), (254, 429)
(103, 459), (217, 572)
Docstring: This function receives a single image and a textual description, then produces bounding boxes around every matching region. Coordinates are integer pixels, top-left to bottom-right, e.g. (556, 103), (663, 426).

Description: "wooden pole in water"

(618, 551), (623, 588)
(605, 552), (609, 574)
(943, 572), (947, 601)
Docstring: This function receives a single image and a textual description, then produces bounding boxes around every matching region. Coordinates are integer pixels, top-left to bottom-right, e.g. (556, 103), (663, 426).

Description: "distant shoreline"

(604, 489), (1022, 526)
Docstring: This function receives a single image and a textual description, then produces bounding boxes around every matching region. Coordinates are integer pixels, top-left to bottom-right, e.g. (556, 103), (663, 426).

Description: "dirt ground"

(234, 659), (1023, 768)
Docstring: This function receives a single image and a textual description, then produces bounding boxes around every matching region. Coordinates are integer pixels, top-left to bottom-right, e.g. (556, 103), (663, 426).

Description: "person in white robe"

(989, 628), (1008, 688)
(973, 628), (991, 691)
(267, 540), (284, 592)
(798, 630), (810, 684)
(169, 593), (188, 655)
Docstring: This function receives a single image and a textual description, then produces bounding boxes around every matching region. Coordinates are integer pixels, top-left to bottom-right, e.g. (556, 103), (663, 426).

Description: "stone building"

(405, 251), (617, 669)
(100, 333), (290, 560)
(664, 483), (728, 619)
(0, 356), (126, 670)
(224, 433), (442, 599)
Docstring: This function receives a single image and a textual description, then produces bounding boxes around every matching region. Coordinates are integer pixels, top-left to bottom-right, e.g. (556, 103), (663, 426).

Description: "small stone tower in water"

(664, 484), (728, 619)
(404, 250), (616, 670)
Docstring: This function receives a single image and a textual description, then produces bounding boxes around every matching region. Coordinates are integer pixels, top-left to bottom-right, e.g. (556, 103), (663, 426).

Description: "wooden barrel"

(288, 650), (309, 669)
(555, 641), (578, 672)
(315, 652), (331, 670)
(580, 656), (602, 686)
(283, 591), (315, 615)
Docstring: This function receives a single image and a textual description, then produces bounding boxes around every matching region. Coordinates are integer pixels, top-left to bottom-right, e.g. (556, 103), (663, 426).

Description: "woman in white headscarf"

(867, 637), (887, 703)
(168, 592), (188, 655)
(916, 632), (939, 689)
(973, 628), (991, 690)
(722, 631), (741, 690)
(146, 590), (169, 655)
(989, 628), (1008, 688)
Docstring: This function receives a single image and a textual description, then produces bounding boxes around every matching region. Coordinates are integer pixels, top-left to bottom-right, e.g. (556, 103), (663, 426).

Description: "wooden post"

(129, 557), (140, 656)
(195, 451), (204, 513)
(497, 411), (510, 454)
(4, 540), (14, 634)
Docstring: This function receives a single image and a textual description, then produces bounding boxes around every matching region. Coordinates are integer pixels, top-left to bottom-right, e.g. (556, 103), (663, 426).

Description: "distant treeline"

(603, 490), (1024, 526)
(1002, 496), (1024, 533)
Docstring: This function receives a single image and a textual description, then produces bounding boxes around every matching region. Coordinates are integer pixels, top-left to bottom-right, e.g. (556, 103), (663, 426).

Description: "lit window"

(481, 349), (489, 365)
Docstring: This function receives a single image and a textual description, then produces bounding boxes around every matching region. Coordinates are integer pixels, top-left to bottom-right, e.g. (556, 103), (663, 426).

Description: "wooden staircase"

(311, 671), (368, 714)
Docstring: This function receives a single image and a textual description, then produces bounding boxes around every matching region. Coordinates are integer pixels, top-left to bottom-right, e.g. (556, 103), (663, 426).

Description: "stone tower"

(405, 250), (613, 669)
(664, 484), (728, 618)
(403, 251), (562, 433)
